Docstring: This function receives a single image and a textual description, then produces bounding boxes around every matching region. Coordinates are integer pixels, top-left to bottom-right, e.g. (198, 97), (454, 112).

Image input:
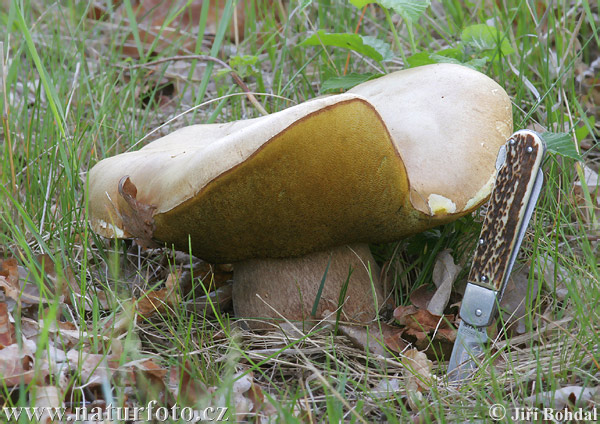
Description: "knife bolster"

(460, 283), (499, 327)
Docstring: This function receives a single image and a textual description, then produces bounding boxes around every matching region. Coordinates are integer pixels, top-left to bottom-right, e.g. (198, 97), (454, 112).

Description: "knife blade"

(447, 130), (546, 382)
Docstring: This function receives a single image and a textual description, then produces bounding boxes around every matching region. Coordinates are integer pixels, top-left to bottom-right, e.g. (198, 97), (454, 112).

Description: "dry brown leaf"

(168, 360), (209, 406)
(129, 357), (168, 379)
(110, 0), (248, 58)
(428, 249), (461, 315)
(0, 340), (38, 386)
(118, 176), (159, 248)
(409, 285), (434, 310)
(523, 386), (598, 409)
(402, 349), (433, 411)
(66, 349), (116, 386)
(393, 305), (456, 357)
(0, 302), (14, 347)
(102, 303), (136, 337)
(534, 253), (570, 301)
(136, 270), (187, 319)
(337, 322), (404, 357)
(393, 305), (419, 326)
(381, 324), (409, 353)
(232, 371), (254, 420)
(188, 282), (233, 316)
(32, 385), (63, 424)
(0, 257), (64, 306)
(371, 378), (401, 399)
(394, 306), (447, 332)
(573, 164), (600, 225)
(499, 265), (538, 335)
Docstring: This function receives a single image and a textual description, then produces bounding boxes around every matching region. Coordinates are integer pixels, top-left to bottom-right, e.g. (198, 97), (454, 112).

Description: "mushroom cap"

(88, 63), (512, 263)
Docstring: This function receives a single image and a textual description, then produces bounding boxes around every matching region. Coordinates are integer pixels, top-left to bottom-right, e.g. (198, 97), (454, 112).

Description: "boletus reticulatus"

(88, 64), (512, 329)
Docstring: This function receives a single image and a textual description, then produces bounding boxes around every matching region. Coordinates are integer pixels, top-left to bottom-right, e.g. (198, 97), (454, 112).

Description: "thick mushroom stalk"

(234, 244), (383, 328)
(87, 64), (513, 328)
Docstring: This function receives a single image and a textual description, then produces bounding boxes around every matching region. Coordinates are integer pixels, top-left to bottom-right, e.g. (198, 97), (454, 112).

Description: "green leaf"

(379, 0), (431, 23)
(406, 52), (437, 67)
(362, 36), (393, 61)
(229, 55), (259, 77)
(461, 24), (514, 56)
(299, 30), (393, 62)
(349, 0), (375, 7)
(406, 49), (486, 70)
(230, 55), (258, 68)
(462, 57), (488, 70)
(541, 132), (582, 161)
(321, 73), (382, 92)
(574, 115), (596, 143)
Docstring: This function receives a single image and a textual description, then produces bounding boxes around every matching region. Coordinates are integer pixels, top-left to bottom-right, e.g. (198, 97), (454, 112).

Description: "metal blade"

(447, 321), (488, 382)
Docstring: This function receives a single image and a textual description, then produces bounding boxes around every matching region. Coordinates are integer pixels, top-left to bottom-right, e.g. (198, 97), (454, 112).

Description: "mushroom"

(88, 63), (512, 329)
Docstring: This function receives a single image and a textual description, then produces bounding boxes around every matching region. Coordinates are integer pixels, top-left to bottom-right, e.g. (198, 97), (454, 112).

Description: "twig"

(120, 54), (269, 116)
(343, 5), (368, 77)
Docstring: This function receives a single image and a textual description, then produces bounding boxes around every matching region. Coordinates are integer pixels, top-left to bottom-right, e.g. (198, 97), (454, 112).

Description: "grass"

(1, 0), (599, 422)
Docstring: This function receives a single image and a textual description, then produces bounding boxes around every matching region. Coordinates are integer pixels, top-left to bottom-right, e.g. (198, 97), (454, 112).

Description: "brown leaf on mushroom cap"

(118, 176), (159, 248)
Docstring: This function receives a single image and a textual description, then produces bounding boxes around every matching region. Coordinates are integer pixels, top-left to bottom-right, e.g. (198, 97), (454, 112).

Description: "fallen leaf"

(32, 385), (63, 424)
(168, 360), (209, 406)
(135, 271), (181, 319)
(118, 176), (159, 249)
(409, 285), (434, 310)
(394, 306), (447, 332)
(402, 349), (433, 411)
(0, 257), (64, 307)
(371, 378), (401, 399)
(0, 340), (38, 386)
(66, 349), (116, 387)
(338, 322), (405, 357)
(103, 303), (136, 337)
(393, 305), (456, 357)
(534, 253), (570, 301)
(111, 0), (248, 58)
(0, 302), (14, 347)
(499, 264), (538, 335)
(428, 249), (461, 315)
(232, 371), (254, 420)
(523, 386), (598, 409)
(573, 164), (600, 226)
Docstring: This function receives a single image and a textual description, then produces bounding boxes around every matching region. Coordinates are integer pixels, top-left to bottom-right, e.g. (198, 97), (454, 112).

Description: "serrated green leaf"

(406, 52), (437, 67)
(542, 132), (582, 161)
(406, 49), (485, 70)
(379, 0), (431, 23)
(362, 36), (393, 61)
(229, 55), (258, 67)
(461, 57), (488, 71)
(461, 24), (514, 56)
(299, 31), (393, 62)
(321, 73), (382, 92)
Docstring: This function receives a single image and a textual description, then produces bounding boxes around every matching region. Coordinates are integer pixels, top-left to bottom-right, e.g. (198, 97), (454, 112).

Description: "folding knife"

(447, 130), (546, 382)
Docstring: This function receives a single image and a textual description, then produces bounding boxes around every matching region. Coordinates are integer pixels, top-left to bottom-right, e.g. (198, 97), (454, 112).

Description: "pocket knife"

(447, 130), (546, 382)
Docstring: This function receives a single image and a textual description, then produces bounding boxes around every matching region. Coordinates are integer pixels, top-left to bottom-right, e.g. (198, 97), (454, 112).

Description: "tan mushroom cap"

(88, 63), (512, 263)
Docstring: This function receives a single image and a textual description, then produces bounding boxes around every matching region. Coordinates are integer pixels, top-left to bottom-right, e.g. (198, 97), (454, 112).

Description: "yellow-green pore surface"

(153, 99), (464, 263)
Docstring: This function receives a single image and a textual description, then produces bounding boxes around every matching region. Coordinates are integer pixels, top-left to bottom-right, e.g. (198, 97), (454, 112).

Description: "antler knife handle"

(467, 130), (545, 293)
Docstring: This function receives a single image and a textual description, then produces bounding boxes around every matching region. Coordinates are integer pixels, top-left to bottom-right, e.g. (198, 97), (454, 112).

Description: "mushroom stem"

(232, 243), (384, 329)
